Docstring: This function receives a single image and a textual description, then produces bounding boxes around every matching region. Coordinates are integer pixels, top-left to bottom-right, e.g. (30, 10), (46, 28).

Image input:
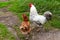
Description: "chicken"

(29, 3), (52, 31)
(20, 14), (31, 34)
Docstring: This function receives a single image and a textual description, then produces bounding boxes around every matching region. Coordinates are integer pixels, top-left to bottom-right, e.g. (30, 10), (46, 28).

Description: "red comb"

(29, 3), (32, 7)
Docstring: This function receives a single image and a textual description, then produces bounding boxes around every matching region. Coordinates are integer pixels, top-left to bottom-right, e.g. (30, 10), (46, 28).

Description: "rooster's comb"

(29, 3), (33, 7)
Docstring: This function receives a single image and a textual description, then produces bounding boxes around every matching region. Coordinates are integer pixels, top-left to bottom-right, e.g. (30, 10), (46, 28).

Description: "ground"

(30, 29), (60, 40)
(0, 8), (20, 40)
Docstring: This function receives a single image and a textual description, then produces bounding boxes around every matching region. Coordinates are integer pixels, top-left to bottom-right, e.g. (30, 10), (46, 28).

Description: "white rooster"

(29, 3), (52, 28)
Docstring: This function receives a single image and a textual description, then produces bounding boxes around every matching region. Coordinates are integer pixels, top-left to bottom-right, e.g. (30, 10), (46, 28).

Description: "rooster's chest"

(30, 15), (35, 21)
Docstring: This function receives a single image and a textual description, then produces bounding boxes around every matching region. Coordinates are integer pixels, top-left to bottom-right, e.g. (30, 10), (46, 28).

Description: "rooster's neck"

(30, 5), (38, 16)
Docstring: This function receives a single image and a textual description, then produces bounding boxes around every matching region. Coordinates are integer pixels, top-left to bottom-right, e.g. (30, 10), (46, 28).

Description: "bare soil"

(0, 8), (20, 40)
(30, 29), (60, 40)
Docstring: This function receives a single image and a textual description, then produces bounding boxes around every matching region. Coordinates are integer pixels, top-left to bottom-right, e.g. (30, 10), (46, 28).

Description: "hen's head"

(22, 14), (28, 21)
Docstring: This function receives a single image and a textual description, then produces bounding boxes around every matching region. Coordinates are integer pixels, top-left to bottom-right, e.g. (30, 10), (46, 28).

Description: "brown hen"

(20, 14), (31, 34)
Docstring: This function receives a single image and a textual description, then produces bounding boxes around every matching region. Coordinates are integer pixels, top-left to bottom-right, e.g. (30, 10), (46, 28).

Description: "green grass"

(13, 12), (29, 21)
(0, 0), (60, 14)
(44, 15), (60, 29)
(50, 15), (60, 28)
(8, 0), (60, 14)
(0, 1), (11, 8)
(0, 23), (16, 40)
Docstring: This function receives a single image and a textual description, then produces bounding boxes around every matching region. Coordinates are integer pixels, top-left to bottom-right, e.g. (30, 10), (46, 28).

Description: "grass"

(0, 1), (11, 8)
(50, 15), (60, 28)
(8, 0), (60, 14)
(0, 0), (60, 14)
(0, 23), (16, 40)
(13, 12), (29, 21)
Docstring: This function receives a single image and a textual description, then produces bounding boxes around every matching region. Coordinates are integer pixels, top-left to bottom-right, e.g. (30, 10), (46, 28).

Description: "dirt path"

(7, 27), (20, 40)
(30, 29), (60, 40)
(0, 9), (20, 40)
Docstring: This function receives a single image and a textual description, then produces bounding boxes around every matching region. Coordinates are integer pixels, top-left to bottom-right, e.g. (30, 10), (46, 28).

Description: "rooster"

(20, 14), (31, 34)
(29, 3), (52, 31)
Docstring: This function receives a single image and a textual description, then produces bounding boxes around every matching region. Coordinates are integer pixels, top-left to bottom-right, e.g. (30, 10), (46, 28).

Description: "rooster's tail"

(43, 11), (52, 20)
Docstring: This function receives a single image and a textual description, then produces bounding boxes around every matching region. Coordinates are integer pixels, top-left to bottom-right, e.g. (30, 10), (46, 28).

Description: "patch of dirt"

(28, 24), (60, 40)
(0, 12), (20, 26)
(0, 9), (20, 40)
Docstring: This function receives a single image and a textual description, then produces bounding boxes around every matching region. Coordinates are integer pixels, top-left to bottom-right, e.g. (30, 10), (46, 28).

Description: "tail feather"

(43, 11), (52, 20)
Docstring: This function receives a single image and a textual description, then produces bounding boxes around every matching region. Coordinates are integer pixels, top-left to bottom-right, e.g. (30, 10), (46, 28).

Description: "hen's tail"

(43, 11), (52, 20)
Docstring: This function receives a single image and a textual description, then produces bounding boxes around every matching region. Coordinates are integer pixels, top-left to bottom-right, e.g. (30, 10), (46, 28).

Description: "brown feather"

(20, 14), (31, 34)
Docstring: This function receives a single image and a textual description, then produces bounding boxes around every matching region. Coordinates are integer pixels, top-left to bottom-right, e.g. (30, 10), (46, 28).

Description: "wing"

(33, 15), (46, 24)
